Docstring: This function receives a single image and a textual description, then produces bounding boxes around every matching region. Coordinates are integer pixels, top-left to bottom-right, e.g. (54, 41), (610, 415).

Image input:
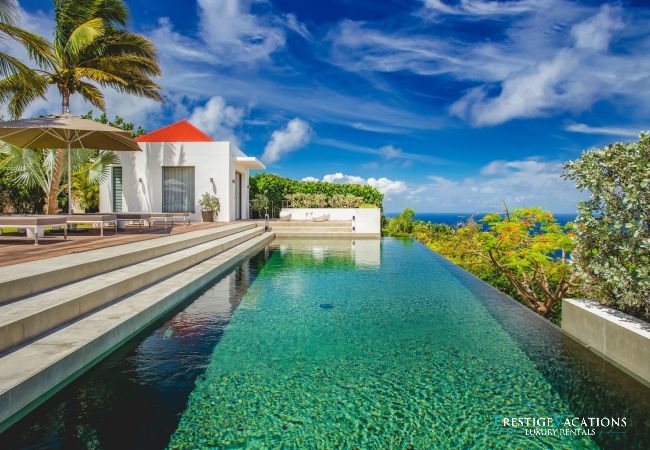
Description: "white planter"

(562, 298), (650, 386)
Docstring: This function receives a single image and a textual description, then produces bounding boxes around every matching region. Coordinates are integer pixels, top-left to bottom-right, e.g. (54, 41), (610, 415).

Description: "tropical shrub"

(0, 144), (118, 213)
(0, 168), (43, 213)
(250, 173), (383, 215)
(383, 208), (416, 236)
(250, 193), (270, 218)
(563, 132), (650, 321)
(477, 208), (578, 318)
(330, 194), (364, 208)
(285, 193), (328, 208)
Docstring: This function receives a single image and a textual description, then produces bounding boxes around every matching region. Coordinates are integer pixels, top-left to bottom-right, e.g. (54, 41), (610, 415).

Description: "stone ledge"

(562, 298), (650, 387)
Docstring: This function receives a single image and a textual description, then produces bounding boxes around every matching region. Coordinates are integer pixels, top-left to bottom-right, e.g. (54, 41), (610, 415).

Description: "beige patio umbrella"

(0, 114), (141, 214)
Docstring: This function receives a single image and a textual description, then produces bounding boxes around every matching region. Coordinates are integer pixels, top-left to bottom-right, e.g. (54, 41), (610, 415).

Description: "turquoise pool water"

(3, 238), (649, 448)
(169, 238), (648, 448)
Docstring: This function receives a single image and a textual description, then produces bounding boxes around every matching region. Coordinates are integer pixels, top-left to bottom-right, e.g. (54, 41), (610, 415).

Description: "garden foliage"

(250, 174), (383, 216)
(563, 132), (650, 320)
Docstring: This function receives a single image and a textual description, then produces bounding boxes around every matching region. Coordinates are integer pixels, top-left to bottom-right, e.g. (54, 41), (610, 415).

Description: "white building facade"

(99, 120), (265, 222)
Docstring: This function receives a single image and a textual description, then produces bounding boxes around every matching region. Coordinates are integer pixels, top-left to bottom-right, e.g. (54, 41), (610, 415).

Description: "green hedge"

(250, 174), (383, 216)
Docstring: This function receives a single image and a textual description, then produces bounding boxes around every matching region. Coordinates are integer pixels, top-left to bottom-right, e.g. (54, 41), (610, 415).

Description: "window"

(162, 167), (195, 213)
(112, 166), (122, 212)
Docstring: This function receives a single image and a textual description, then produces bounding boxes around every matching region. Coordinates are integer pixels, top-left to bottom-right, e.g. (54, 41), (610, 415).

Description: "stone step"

(0, 222), (256, 304)
(0, 227), (263, 353)
(268, 227), (352, 233)
(0, 232), (275, 430)
(262, 221), (352, 228)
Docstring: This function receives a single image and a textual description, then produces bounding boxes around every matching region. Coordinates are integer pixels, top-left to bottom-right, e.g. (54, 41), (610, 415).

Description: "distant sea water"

(384, 212), (577, 226)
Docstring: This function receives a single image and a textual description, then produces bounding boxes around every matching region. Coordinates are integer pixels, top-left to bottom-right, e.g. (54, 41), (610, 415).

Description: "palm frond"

(0, 71), (49, 118)
(0, 0), (18, 25)
(75, 66), (126, 85)
(0, 22), (54, 69)
(82, 149), (118, 184)
(63, 17), (104, 62)
(76, 80), (105, 110)
(0, 143), (48, 191)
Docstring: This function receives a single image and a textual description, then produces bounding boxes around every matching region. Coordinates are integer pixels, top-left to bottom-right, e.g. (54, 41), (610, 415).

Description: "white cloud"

(423, 0), (537, 16)
(301, 176), (319, 182)
(385, 158), (582, 213)
(328, 3), (650, 127)
(317, 139), (448, 165)
(571, 4), (623, 51)
(262, 118), (312, 163)
(367, 177), (407, 195)
(450, 4), (630, 125)
(322, 172), (366, 185)
(189, 96), (244, 144)
(565, 123), (641, 138)
(308, 173), (407, 196)
(285, 13), (311, 40)
(197, 0), (285, 63)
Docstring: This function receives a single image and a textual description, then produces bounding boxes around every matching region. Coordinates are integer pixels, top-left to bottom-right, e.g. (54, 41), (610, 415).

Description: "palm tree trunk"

(45, 149), (65, 214)
(45, 90), (70, 214)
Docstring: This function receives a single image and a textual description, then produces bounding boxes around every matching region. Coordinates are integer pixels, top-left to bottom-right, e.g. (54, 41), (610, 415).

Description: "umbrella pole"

(67, 142), (72, 215)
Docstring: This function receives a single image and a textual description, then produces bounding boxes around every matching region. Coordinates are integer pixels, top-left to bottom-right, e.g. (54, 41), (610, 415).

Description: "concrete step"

(0, 227), (264, 353)
(0, 222), (256, 304)
(271, 231), (362, 237)
(0, 232), (275, 430)
(265, 221), (352, 228)
(268, 227), (352, 233)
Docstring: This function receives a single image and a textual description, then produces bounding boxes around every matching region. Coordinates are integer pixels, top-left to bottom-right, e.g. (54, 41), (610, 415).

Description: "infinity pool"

(2, 238), (649, 448)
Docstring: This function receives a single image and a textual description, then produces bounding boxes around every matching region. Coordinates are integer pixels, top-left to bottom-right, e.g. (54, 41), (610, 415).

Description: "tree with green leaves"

(0, 0), (162, 213)
(476, 208), (578, 317)
(563, 132), (650, 321)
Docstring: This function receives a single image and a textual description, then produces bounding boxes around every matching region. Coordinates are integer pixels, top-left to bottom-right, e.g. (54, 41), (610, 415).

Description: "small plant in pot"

(198, 193), (220, 222)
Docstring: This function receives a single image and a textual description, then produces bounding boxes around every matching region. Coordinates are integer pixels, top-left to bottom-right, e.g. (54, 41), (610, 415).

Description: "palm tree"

(0, 0), (162, 213)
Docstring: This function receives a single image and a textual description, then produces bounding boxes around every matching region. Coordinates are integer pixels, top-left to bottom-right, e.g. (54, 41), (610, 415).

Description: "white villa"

(99, 120), (265, 222)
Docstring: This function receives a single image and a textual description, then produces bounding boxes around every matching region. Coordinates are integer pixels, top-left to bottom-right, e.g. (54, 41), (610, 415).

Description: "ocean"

(384, 212), (577, 226)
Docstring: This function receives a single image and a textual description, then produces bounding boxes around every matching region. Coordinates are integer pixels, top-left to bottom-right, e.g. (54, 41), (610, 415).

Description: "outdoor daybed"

(115, 212), (191, 230)
(66, 214), (118, 236)
(0, 215), (67, 245)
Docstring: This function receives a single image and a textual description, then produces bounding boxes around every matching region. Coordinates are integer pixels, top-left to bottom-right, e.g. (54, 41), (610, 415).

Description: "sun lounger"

(115, 212), (191, 230)
(0, 215), (67, 245)
(114, 213), (152, 230)
(150, 212), (191, 227)
(66, 214), (118, 236)
(312, 213), (330, 222)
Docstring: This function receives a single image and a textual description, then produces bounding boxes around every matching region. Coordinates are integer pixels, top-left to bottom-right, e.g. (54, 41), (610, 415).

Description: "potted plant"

(198, 193), (220, 222)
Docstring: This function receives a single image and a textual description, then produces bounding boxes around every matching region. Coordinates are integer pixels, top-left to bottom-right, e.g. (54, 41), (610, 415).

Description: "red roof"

(136, 120), (214, 142)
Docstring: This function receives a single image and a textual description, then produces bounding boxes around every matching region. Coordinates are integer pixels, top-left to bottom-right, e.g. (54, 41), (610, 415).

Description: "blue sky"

(14, 0), (650, 213)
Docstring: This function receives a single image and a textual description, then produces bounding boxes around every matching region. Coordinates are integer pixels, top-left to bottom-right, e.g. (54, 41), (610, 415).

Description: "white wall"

(279, 208), (381, 234)
(100, 141), (253, 222)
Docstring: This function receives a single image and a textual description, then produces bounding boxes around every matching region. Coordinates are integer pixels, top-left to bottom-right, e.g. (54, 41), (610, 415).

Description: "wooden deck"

(0, 222), (233, 267)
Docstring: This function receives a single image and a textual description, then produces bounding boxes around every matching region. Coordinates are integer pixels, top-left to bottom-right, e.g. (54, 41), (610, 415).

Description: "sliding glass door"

(162, 167), (195, 213)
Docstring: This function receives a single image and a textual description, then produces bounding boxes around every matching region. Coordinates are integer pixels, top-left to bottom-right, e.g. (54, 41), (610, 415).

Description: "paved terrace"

(0, 222), (232, 267)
